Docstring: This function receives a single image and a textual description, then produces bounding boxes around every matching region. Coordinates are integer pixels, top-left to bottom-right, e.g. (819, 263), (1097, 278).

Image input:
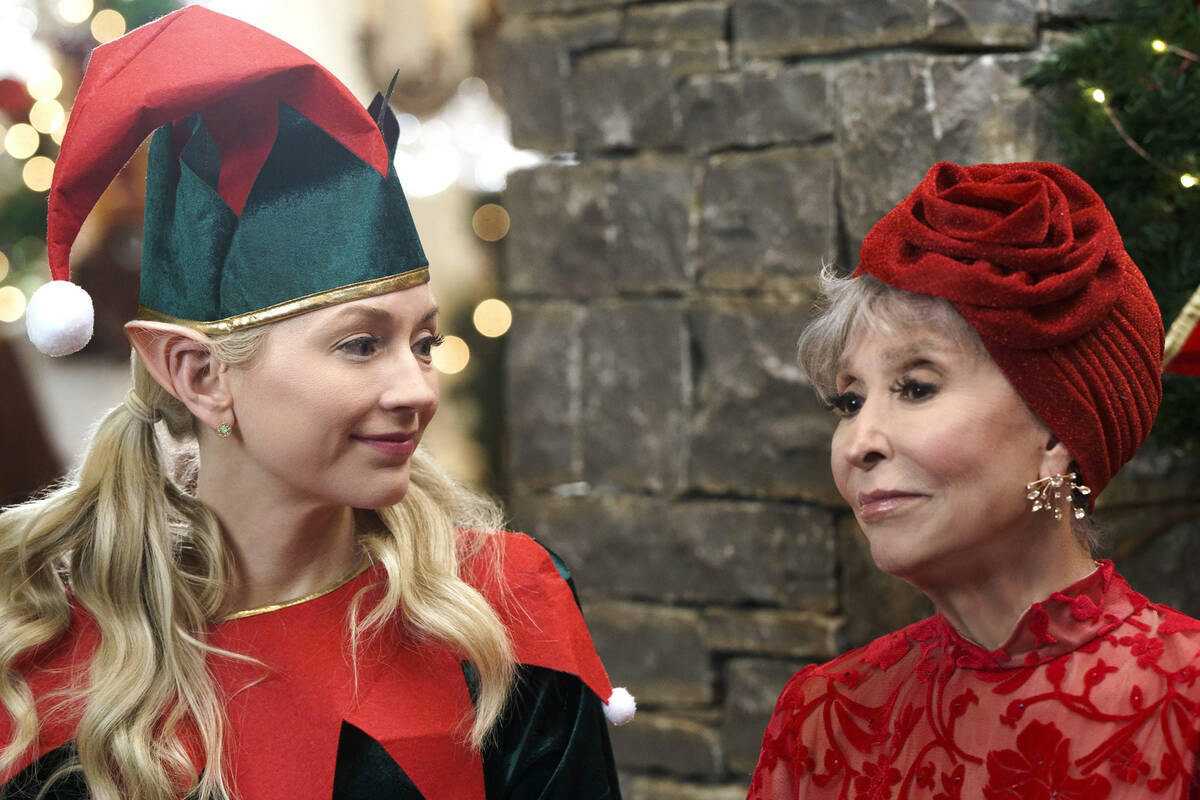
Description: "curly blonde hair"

(0, 325), (515, 800)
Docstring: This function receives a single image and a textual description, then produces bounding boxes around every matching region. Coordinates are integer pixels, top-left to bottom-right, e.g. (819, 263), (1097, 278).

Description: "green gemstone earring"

(216, 422), (233, 438)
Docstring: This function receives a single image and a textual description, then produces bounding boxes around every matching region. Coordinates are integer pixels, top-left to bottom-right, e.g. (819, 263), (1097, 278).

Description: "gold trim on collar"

(219, 562), (373, 622)
(137, 268), (431, 334)
(1164, 282), (1200, 371)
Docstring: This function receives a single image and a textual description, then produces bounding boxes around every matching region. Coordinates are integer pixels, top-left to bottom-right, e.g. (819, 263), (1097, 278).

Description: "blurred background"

(2, 0), (1200, 796)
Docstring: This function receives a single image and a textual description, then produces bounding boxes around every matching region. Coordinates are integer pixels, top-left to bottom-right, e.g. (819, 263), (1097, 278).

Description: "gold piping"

(137, 268), (431, 333)
(1164, 282), (1200, 370)
(219, 562), (373, 622)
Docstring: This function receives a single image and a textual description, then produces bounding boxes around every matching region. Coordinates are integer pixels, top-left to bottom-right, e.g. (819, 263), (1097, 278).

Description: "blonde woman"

(1, 8), (630, 800)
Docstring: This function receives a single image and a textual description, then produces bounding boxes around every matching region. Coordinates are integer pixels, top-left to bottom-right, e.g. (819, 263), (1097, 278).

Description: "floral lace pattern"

(749, 562), (1200, 799)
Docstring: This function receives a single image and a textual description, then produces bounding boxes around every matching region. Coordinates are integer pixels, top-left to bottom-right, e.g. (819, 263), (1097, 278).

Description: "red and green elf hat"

(27, 5), (428, 356)
(1164, 284), (1200, 376)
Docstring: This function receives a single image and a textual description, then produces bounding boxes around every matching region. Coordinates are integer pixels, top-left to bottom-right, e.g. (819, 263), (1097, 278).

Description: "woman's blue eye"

(414, 333), (445, 359)
(829, 392), (863, 417)
(338, 336), (381, 358)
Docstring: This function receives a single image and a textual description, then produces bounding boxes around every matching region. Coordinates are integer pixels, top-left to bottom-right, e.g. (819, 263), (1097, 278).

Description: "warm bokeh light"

(471, 203), (511, 242)
(0, 252), (9, 283)
(29, 99), (65, 134)
(1152, 39), (1168, 53)
(26, 68), (63, 101)
(1090, 88), (1106, 104)
(0, 286), (27, 323)
(57, 0), (94, 24)
(23, 156), (55, 191)
(473, 299), (512, 338)
(4, 123), (40, 159)
(91, 9), (127, 43)
(51, 113), (70, 145)
(1181, 174), (1197, 189)
(432, 335), (470, 374)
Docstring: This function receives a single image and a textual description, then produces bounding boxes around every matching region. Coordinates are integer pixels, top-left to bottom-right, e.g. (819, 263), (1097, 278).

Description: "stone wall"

(496, 1), (1200, 796)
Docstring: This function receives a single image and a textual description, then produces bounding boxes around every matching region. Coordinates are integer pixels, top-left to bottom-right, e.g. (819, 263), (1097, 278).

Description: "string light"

(23, 156), (55, 191)
(473, 299), (512, 338)
(26, 68), (63, 101)
(432, 335), (470, 375)
(57, 0), (93, 24)
(29, 99), (65, 134)
(1181, 174), (1197, 189)
(1152, 39), (1168, 53)
(471, 203), (510, 242)
(1090, 88), (1106, 104)
(4, 124), (40, 159)
(0, 286), (28, 324)
(91, 9), (127, 43)
(51, 113), (69, 145)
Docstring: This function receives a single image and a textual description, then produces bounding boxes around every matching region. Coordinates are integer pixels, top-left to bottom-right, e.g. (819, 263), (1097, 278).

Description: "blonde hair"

(0, 325), (514, 799)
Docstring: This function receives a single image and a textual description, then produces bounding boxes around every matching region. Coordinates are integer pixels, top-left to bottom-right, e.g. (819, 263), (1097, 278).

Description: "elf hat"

(27, 5), (427, 356)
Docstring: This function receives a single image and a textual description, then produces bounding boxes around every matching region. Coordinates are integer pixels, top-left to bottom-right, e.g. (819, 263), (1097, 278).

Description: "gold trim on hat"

(136, 268), (431, 334)
(1164, 282), (1200, 371)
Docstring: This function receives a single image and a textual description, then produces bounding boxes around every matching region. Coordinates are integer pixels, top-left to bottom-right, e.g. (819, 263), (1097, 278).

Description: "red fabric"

(855, 162), (1163, 495)
(0, 531), (614, 799)
(749, 561), (1200, 800)
(47, 6), (389, 283)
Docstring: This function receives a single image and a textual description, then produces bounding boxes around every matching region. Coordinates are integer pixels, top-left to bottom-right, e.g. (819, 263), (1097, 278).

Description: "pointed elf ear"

(125, 321), (230, 428)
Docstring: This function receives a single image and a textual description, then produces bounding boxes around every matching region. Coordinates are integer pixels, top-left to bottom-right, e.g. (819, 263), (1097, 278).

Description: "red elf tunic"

(2, 532), (621, 799)
(749, 561), (1200, 800)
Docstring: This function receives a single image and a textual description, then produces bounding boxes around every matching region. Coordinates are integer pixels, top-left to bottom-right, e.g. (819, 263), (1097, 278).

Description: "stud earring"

(1026, 472), (1091, 520)
(216, 422), (233, 438)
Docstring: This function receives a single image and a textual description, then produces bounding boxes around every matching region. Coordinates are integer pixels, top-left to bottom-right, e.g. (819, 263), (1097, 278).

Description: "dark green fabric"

(139, 102), (427, 323)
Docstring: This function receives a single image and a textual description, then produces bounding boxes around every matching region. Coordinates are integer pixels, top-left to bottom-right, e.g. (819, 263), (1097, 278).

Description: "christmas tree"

(1024, 0), (1200, 451)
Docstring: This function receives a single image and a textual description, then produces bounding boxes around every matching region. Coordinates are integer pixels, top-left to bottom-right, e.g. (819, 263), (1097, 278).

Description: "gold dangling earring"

(216, 421), (233, 438)
(1026, 472), (1091, 521)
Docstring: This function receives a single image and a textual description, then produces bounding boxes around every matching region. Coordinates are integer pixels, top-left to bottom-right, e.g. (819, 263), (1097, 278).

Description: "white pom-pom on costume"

(26, 280), (94, 357)
(603, 687), (636, 725)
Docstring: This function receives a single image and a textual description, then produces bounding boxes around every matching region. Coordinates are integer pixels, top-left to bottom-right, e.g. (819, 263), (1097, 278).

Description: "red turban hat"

(854, 161), (1163, 496)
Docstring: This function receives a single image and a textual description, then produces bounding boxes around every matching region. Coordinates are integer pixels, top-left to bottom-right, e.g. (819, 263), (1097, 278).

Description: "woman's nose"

(380, 354), (438, 414)
(839, 402), (892, 469)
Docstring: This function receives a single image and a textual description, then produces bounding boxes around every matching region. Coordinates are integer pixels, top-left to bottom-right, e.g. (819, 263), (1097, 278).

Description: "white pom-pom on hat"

(26, 280), (94, 357)
(603, 687), (636, 725)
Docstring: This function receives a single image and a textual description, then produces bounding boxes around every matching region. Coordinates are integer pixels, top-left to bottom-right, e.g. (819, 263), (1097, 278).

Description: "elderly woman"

(749, 162), (1200, 799)
(0, 8), (629, 800)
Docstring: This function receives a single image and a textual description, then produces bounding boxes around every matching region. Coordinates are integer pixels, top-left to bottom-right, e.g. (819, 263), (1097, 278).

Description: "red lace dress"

(749, 561), (1200, 800)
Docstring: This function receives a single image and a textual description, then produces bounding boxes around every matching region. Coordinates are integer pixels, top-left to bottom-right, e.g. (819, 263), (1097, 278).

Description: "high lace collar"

(932, 560), (1145, 670)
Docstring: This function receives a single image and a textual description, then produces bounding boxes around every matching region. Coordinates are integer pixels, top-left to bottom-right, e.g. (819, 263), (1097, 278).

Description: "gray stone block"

(1097, 503), (1200, 618)
(581, 303), (687, 491)
(927, 0), (1037, 48)
(503, 163), (614, 298)
(929, 54), (1053, 164)
(680, 63), (832, 155)
(687, 299), (841, 504)
(698, 148), (838, 288)
(732, 0), (929, 60)
(510, 493), (837, 610)
(499, 0), (621, 13)
(624, 2), (728, 45)
(627, 777), (749, 800)
(836, 515), (934, 650)
(503, 303), (583, 490)
(497, 19), (571, 152)
(834, 54), (938, 264)
(572, 46), (727, 152)
(612, 158), (698, 291)
(610, 711), (724, 778)
(586, 602), (715, 705)
(1041, 0), (1117, 19)
(705, 608), (842, 658)
(722, 658), (811, 775)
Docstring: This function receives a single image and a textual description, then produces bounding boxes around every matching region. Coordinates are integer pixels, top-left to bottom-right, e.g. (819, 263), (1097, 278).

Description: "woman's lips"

(857, 490), (925, 522)
(352, 433), (416, 458)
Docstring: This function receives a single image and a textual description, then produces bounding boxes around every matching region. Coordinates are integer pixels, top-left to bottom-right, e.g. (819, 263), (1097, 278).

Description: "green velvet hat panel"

(139, 102), (428, 324)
